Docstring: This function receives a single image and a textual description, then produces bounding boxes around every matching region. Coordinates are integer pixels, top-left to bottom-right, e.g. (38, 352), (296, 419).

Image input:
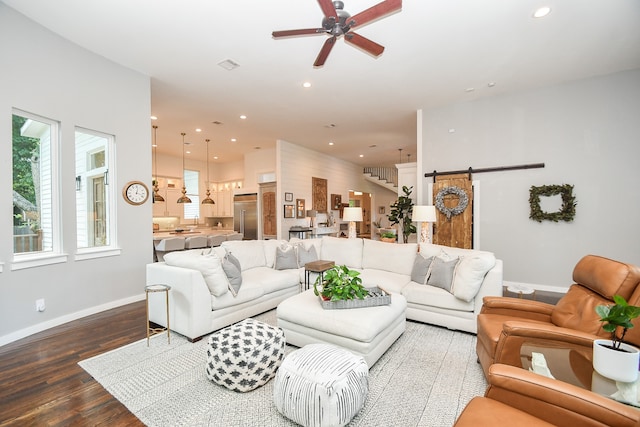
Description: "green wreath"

(529, 184), (576, 223)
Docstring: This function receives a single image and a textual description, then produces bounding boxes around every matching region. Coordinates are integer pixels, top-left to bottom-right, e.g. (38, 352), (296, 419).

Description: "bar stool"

(145, 284), (171, 346)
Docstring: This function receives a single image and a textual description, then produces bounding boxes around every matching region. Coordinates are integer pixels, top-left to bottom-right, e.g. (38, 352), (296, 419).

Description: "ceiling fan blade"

(272, 28), (325, 38)
(314, 36), (337, 67)
(345, 32), (384, 57)
(347, 0), (402, 29)
(317, 0), (338, 19)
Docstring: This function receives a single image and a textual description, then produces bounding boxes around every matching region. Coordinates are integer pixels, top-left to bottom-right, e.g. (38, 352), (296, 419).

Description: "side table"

(506, 284), (536, 300)
(145, 284), (171, 346)
(304, 260), (335, 292)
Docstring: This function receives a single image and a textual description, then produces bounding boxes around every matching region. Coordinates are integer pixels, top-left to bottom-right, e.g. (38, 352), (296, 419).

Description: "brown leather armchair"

(454, 364), (640, 427)
(476, 255), (640, 377)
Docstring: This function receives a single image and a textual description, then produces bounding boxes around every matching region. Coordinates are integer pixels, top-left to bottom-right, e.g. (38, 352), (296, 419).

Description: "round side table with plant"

(594, 295), (640, 383)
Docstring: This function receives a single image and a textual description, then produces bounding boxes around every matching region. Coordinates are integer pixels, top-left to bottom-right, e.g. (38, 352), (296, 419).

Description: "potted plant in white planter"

(594, 295), (640, 382)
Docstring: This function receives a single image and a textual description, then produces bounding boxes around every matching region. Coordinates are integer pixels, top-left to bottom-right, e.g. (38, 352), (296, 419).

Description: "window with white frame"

(75, 128), (115, 249)
(12, 110), (59, 256)
(183, 169), (200, 220)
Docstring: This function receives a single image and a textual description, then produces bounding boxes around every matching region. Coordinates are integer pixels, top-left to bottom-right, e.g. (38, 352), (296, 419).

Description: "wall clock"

(123, 180), (149, 205)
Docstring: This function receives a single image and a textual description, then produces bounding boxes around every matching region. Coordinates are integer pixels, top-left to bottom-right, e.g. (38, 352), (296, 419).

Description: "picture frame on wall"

(331, 194), (342, 210)
(284, 204), (295, 218)
(285, 192), (293, 202)
(296, 199), (305, 218)
(379, 206), (385, 214)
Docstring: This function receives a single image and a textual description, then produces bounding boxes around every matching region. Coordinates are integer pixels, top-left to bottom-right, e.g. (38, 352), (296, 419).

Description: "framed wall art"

(331, 194), (342, 210)
(312, 177), (327, 211)
(284, 204), (295, 218)
(296, 199), (306, 218)
(285, 192), (293, 202)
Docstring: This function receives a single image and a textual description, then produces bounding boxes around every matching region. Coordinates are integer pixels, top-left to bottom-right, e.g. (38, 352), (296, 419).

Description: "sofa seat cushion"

(242, 267), (300, 294)
(357, 269), (411, 294)
(402, 281), (475, 312)
(211, 279), (265, 310)
(361, 239), (418, 276)
(320, 236), (364, 269)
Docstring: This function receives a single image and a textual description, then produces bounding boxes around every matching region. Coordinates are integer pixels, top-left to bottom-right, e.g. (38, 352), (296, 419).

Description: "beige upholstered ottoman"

(276, 289), (407, 366)
(273, 343), (369, 427)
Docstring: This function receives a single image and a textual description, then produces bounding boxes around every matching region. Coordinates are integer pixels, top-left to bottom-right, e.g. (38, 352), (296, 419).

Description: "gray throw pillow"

(275, 245), (298, 270)
(411, 254), (434, 284)
(223, 252), (242, 296)
(296, 244), (318, 267)
(427, 257), (459, 293)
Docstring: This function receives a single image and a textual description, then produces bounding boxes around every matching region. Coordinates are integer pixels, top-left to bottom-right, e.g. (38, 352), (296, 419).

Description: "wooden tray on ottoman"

(320, 287), (391, 310)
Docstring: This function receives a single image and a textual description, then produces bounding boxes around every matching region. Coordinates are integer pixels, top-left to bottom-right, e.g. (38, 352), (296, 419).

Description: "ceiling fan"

(272, 0), (402, 67)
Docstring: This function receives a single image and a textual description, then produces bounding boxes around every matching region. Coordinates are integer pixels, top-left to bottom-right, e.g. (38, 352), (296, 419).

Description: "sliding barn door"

(432, 174), (473, 249)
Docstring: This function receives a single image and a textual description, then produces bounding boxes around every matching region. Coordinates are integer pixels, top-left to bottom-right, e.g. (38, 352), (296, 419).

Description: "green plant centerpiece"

(595, 295), (640, 350)
(313, 265), (369, 302)
(388, 185), (415, 243)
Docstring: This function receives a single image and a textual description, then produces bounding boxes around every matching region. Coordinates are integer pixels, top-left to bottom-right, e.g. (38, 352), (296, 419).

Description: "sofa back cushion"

(221, 240), (266, 270)
(419, 243), (496, 302)
(362, 239), (417, 276)
(320, 236), (363, 269)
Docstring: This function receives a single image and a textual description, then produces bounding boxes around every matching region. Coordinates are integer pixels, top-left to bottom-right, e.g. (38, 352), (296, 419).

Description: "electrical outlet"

(36, 298), (45, 312)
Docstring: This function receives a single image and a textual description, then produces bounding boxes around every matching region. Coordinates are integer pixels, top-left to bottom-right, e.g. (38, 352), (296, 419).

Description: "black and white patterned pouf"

(205, 318), (285, 392)
(273, 343), (369, 427)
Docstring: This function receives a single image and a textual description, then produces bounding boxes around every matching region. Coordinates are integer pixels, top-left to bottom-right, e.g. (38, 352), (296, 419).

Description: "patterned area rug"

(79, 310), (487, 426)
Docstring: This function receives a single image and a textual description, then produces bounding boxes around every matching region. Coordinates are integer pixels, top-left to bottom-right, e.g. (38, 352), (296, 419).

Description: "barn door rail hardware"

(424, 163), (545, 181)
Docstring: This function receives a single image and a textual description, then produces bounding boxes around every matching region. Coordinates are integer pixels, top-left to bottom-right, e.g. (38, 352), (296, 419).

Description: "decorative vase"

(593, 339), (640, 383)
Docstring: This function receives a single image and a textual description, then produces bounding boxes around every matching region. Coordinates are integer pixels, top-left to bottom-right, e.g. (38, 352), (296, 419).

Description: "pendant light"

(152, 125), (165, 203)
(201, 138), (215, 205)
(177, 132), (192, 204)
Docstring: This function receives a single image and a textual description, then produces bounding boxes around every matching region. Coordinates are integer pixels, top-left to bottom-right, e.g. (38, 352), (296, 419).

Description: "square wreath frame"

(529, 184), (576, 223)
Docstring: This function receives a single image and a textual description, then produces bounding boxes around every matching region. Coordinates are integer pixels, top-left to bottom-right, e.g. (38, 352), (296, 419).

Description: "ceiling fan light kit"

(272, 0), (402, 67)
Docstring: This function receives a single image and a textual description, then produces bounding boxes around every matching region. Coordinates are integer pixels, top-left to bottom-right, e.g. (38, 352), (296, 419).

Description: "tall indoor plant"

(388, 185), (415, 243)
(593, 295), (640, 382)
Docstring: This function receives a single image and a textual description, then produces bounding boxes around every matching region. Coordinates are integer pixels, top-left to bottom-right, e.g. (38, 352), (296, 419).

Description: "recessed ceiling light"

(240, 115), (247, 120)
(195, 128), (202, 132)
(488, 82), (496, 87)
(359, 154), (364, 158)
(329, 142), (334, 146)
(303, 82), (312, 88)
(465, 87), (475, 92)
(150, 115), (157, 120)
(186, 150), (191, 154)
(533, 6), (551, 18)
(213, 156), (219, 160)
(231, 138), (237, 142)
(218, 59), (240, 70)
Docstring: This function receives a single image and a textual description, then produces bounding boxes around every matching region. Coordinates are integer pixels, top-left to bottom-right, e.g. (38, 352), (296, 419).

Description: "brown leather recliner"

(454, 364), (640, 427)
(476, 255), (640, 378)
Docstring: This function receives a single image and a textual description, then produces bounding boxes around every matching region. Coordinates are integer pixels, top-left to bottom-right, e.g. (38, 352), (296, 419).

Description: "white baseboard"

(0, 293), (145, 347)
(502, 280), (569, 294)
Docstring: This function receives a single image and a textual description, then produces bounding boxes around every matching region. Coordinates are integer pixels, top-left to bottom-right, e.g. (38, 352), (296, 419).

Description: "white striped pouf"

(273, 343), (369, 427)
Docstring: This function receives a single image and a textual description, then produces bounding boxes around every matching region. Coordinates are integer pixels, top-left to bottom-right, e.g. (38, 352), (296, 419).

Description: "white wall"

(277, 140), (388, 240)
(0, 5), (151, 344)
(420, 69), (640, 289)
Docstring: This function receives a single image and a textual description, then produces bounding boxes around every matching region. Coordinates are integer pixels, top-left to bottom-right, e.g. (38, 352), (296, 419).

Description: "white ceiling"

(3, 0), (640, 167)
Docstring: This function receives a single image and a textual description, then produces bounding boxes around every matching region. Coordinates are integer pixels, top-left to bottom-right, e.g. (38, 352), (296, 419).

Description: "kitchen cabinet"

(218, 190), (232, 216)
(152, 188), (184, 218)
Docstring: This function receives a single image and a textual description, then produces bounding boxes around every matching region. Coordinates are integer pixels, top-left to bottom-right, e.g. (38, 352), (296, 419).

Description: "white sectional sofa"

(146, 236), (503, 341)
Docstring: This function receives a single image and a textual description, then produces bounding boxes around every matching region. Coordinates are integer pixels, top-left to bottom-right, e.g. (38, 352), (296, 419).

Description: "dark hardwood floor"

(0, 301), (147, 426)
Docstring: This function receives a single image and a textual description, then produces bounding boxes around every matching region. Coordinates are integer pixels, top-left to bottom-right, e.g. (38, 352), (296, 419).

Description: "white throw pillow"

(163, 250), (230, 297)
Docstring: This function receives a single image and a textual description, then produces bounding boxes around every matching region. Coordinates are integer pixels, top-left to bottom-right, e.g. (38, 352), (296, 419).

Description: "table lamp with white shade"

(343, 207), (363, 239)
(412, 205), (437, 243)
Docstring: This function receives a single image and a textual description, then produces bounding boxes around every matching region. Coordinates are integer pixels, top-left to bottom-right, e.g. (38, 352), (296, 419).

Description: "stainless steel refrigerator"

(233, 193), (258, 240)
